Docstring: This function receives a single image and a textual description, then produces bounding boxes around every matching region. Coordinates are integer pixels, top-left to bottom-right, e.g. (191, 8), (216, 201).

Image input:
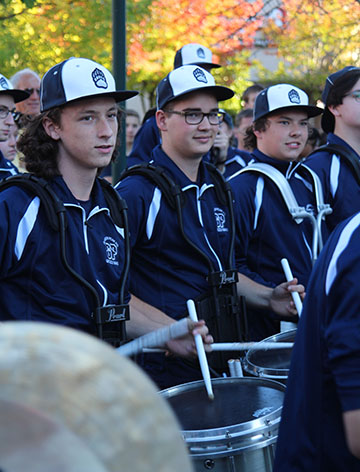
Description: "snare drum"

(160, 377), (285, 472)
(243, 329), (296, 382)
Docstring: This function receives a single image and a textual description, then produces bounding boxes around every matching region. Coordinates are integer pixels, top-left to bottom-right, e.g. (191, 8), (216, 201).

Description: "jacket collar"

(49, 175), (108, 209)
(251, 148), (297, 177)
(150, 145), (213, 188)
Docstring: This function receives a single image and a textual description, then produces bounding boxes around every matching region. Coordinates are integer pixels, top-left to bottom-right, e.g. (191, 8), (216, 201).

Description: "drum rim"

(160, 377), (285, 438)
(243, 329), (296, 378)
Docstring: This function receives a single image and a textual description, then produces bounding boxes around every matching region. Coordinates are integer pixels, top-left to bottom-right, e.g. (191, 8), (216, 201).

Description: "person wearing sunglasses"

(10, 68), (41, 118)
(0, 74), (29, 179)
(303, 66), (360, 232)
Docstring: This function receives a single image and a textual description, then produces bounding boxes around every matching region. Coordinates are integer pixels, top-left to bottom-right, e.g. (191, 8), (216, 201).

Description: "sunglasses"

(24, 88), (40, 96)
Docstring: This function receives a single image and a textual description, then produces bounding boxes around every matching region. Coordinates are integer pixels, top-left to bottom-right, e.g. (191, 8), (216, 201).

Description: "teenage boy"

(116, 67), (305, 388)
(274, 211), (360, 471)
(228, 84), (324, 340)
(0, 74), (28, 178)
(0, 57), (210, 356)
(127, 43), (221, 168)
(304, 66), (360, 232)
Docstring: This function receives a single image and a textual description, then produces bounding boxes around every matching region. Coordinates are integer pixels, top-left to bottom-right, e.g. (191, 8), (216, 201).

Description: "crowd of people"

(1, 44), (360, 469)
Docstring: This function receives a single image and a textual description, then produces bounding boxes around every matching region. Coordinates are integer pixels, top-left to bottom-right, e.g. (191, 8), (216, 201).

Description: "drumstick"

(281, 258), (303, 317)
(211, 342), (293, 351)
(142, 341), (294, 353)
(186, 299), (214, 401)
(117, 318), (191, 357)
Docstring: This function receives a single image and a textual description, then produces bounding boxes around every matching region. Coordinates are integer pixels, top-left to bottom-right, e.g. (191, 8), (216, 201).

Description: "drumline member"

(274, 211), (360, 470)
(210, 109), (252, 179)
(0, 74), (29, 179)
(127, 43), (222, 167)
(0, 57), (211, 357)
(228, 84), (327, 341)
(116, 66), (305, 389)
(304, 66), (360, 232)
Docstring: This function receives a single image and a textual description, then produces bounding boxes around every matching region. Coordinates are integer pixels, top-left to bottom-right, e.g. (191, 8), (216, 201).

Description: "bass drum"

(160, 377), (285, 472)
(243, 329), (296, 383)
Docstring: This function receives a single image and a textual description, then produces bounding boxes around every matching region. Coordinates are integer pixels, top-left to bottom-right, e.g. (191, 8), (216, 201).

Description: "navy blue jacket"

(304, 133), (360, 232)
(117, 145), (234, 318)
(275, 212), (360, 471)
(223, 147), (252, 179)
(0, 151), (19, 179)
(229, 149), (324, 340)
(127, 115), (160, 167)
(0, 176), (129, 334)
(116, 145), (235, 387)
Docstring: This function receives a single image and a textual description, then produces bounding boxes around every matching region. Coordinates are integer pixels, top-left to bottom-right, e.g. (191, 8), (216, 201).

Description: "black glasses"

(0, 106), (17, 119)
(165, 110), (225, 125)
(24, 88), (40, 96)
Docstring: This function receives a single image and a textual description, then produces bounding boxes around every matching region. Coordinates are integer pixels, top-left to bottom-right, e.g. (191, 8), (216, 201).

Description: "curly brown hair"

(17, 106), (123, 179)
(243, 116), (269, 150)
(17, 108), (62, 179)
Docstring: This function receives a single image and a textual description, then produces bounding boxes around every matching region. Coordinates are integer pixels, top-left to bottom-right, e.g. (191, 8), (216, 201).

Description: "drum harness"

(0, 173), (131, 347)
(307, 143), (360, 186)
(119, 162), (248, 373)
(236, 162), (333, 264)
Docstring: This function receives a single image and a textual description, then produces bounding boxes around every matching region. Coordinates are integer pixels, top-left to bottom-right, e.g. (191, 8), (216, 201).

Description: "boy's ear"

(42, 117), (61, 141)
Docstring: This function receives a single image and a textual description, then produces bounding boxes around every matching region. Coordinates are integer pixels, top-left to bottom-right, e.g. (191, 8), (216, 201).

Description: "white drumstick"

(281, 258), (303, 317)
(142, 341), (294, 353)
(186, 299), (214, 401)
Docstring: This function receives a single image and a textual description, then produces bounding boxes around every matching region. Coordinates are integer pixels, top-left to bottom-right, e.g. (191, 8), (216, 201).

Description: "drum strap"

(237, 163), (332, 263)
(0, 174), (130, 347)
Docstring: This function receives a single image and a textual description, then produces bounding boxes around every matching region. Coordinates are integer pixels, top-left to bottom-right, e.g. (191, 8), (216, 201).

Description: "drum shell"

(243, 329), (296, 383)
(160, 377), (285, 472)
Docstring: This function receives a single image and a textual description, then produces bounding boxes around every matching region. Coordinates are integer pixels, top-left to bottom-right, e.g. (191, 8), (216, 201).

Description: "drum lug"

(203, 458), (215, 469)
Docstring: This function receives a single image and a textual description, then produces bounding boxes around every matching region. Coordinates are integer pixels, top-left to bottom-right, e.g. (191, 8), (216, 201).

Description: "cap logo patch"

(91, 68), (108, 89)
(193, 67), (208, 84)
(0, 77), (9, 90)
(196, 47), (206, 59)
(288, 89), (301, 104)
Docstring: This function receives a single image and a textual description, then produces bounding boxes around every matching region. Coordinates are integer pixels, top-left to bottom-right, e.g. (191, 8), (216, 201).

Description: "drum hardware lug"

(203, 458), (215, 469)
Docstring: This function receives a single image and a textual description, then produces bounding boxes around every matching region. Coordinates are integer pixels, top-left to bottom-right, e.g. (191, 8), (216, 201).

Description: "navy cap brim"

(255, 104), (323, 121)
(191, 62), (221, 69)
(321, 107), (335, 133)
(0, 89), (30, 103)
(159, 85), (234, 109)
(41, 90), (138, 112)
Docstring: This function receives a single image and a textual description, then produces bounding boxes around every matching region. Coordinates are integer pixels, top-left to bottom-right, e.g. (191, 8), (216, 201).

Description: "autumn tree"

(259, 0), (360, 101)
(127, 0), (264, 109)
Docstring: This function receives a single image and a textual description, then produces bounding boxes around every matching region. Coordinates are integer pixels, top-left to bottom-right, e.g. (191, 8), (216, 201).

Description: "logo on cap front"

(193, 68), (208, 84)
(92, 68), (108, 89)
(196, 47), (206, 59)
(288, 89), (301, 104)
(0, 77), (9, 91)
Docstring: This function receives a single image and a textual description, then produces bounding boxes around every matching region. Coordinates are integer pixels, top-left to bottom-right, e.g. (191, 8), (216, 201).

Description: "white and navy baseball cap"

(156, 65), (234, 110)
(40, 57), (138, 112)
(321, 66), (360, 133)
(174, 44), (221, 70)
(253, 84), (323, 121)
(0, 74), (29, 103)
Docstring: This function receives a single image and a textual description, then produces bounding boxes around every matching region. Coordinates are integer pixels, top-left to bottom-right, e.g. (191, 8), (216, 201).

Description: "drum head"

(161, 377), (285, 432)
(243, 329), (296, 379)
